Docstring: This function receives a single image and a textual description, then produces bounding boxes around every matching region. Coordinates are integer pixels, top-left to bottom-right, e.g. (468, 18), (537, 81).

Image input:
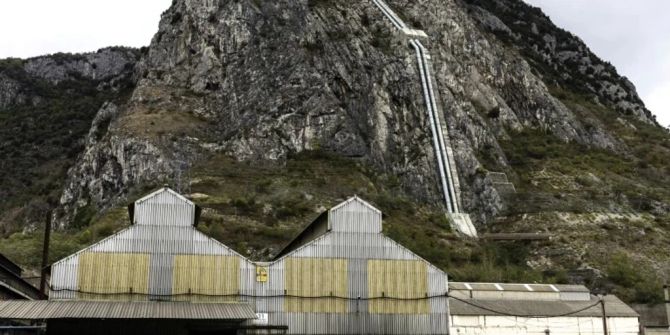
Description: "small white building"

(449, 282), (640, 335)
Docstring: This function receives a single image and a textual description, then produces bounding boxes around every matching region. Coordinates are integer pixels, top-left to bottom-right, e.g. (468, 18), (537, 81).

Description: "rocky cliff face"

(465, 0), (653, 123)
(57, 0), (657, 222)
(57, 0), (448, 224)
(2, 0), (670, 303)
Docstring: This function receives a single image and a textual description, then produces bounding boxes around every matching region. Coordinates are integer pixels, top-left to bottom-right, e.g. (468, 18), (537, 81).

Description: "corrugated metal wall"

(50, 190), (450, 334)
(240, 198), (449, 334)
(328, 197), (382, 233)
(50, 189), (252, 302)
(134, 188), (195, 227)
(241, 232), (449, 334)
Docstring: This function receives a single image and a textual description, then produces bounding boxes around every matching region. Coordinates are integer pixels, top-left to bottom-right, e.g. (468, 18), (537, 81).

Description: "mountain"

(0, 47), (140, 233)
(1, 0), (669, 303)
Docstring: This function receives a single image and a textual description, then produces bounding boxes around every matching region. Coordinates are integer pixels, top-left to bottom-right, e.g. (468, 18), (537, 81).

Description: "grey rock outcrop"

(24, 47), (139, 85)
(0, 74), (26, 109)
(55, 0), (661, 227)
(465, 0), (654, 124)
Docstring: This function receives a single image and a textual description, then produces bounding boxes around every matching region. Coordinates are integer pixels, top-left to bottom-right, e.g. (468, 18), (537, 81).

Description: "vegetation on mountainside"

(490, 86), (670, 216)
(1, 78), (666, 303)
(0, 57), (135, 233)
(463, 0), (670, 300)
(476, 85), (670, 303)
(0, 208), (128, 271)
(0, 150), (563, 285)
(0, 1), (668, 307)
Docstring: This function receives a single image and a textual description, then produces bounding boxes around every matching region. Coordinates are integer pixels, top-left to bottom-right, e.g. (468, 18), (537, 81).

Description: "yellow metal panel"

(256, 266), (268, 283)
(172, 255), (240, 302)
(284, 257), (348, 313)
(78, 252), (150, 300)
(367, 259), (429, 314)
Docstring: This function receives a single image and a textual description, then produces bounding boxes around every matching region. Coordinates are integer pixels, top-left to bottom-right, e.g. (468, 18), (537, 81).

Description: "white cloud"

(0, 0), (172, 58)
(645, 83), (670, 128)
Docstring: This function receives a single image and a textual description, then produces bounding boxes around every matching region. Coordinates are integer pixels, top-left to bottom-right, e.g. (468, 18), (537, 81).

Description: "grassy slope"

(484, 87), (670, 303)
(0, 151), (567, 287)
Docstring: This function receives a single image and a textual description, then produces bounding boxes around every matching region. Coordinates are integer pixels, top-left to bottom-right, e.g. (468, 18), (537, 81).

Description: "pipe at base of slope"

(410, 39), (454, 213)
(415, 40), (460, 213)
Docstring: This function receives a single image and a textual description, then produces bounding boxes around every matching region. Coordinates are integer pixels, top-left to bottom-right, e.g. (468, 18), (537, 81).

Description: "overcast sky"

(0, 0), (668, 127)
(0, 0), (171, 58)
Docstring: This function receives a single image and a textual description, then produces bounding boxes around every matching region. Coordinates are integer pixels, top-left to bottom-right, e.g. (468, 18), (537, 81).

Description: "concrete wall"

(450, 315), (639, 335)
(644, 328), (670, 335)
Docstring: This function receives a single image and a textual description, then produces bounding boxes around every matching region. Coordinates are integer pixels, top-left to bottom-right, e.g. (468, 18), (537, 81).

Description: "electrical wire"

(48, 285), (448, 301)
(48, 284), (605, 319)
(449, 295), (603, 318)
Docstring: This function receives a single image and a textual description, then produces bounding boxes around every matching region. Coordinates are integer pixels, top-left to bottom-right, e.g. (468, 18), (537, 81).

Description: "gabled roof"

(272, 196), (383, 260)
(0, 253), (43, 300)
(449, 282), (590, 293)
(127, 187), (202, 226)
(134, 187), (194, 205)
(272, 211), (329, 260)
(449, 295), (638, 318)
(328, 195), (381, 215)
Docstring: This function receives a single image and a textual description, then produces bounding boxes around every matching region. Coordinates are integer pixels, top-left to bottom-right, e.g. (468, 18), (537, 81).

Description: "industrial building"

(42, 188), (449, 334)
(0, 188), (642, 334)
(449, 282), (639, 334)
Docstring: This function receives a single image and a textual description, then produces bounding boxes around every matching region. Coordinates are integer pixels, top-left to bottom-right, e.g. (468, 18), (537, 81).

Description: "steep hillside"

(0, 48), (140, 233)
(1, 0), (669, 303)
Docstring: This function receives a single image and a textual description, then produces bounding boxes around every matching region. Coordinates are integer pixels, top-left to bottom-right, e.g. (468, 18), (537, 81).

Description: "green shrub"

(607, 252), (663, 303)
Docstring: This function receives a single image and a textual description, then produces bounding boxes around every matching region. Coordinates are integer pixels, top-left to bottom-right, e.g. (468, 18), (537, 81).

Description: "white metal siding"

(50, 189), (248, 301)
(449, 315), (640, 335)
(248, 231), (450, 335)
(134, 188), (194, 227)
(328, 197), (382, 234)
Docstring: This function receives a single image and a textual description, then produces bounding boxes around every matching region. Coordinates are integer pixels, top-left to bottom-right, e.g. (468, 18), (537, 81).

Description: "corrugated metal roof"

(449, 295), (638, 317)
(0, 253), (23, 276)
(449, 282), (590, 293)
(0, 300), (256, 320)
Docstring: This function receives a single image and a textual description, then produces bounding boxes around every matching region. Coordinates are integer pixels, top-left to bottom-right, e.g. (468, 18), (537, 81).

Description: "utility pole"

(600, 294), (608, 335)
(664, 285), (670, 335)
(39, 210), (52, 298)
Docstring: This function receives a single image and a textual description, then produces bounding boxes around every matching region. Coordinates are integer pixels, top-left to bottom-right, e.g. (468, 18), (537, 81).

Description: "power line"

(48, 285), (448, 301)
(48, 285), (605, 319)
(449, 295), (603, 318)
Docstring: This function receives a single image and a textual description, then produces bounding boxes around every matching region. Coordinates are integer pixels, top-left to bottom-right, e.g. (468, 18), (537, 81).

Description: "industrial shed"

(449, 282), (640, 335)
(0, 188), (643, 334)
(44, 189), (450, 334)
(254, 196), (450, 334)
